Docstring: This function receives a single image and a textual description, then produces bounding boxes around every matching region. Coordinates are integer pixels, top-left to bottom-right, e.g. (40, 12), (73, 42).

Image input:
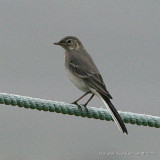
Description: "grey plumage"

(54, 36), (128, 134)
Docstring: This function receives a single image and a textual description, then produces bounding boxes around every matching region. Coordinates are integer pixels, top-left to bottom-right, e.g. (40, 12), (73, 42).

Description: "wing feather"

(69, 62), (112, 99)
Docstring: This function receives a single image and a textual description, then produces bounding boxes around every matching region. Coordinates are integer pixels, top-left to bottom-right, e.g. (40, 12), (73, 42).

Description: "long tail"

(99, 93), (128, 134)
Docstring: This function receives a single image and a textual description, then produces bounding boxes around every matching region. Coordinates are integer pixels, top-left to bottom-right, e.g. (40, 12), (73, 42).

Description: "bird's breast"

(65, 67), (89, 92)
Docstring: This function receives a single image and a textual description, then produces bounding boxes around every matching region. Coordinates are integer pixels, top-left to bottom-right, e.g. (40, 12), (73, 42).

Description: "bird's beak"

(53, 42), (64, 46)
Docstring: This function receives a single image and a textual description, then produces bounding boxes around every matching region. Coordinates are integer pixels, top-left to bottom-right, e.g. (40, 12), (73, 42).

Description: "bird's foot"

(81, 103), (89, 113)
(71, 100), (78, 105)
(71, 101), (83, 112)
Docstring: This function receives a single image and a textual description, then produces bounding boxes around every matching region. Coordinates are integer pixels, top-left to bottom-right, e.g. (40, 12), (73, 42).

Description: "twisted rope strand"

(0, 92), (160, 128)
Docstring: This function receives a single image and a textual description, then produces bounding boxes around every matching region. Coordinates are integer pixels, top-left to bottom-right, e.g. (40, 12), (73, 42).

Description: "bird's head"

(54, 36), (83, 51)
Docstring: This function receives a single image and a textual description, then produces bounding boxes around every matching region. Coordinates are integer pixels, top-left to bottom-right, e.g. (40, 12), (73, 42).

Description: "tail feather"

(100, 93), (128, 134)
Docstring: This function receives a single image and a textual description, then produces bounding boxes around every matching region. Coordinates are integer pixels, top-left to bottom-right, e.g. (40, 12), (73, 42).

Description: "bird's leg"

(71, 91), (90, 112)
(82, 94), (94, 112)
(71, 91), (90, 105)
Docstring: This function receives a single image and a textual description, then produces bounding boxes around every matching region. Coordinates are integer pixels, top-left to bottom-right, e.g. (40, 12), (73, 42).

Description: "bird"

(54, 36), (128, 134)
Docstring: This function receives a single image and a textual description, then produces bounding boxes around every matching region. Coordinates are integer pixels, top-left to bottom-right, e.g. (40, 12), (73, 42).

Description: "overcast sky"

(0, 1), (160, 160)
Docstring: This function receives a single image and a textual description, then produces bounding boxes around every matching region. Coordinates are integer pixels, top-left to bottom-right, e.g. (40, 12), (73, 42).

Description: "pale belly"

(65, 68), (89, 92)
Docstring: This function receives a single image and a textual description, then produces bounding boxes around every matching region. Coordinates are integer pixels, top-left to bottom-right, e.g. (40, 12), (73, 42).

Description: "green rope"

(0, 92), (160, 128)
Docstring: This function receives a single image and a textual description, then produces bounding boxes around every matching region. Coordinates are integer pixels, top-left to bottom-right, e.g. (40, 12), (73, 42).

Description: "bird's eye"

(67, 40), (71, 44)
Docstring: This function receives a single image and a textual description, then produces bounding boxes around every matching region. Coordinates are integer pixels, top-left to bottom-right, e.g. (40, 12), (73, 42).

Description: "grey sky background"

(0, 1), (160, 160)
